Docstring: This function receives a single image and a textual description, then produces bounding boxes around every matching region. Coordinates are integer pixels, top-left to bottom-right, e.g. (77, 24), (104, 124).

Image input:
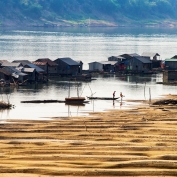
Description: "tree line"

(0, 0), (177, 25)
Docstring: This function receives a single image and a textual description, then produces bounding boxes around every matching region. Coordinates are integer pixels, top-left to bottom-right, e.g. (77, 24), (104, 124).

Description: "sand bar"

(0, 95), (177, 176)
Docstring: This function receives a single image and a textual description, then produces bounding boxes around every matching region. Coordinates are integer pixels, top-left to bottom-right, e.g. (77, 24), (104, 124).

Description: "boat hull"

(65, 97), (89, 105)
(65, 97), (85, 102)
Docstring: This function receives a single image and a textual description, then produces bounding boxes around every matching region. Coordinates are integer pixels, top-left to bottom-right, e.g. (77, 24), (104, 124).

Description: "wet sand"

(0, 95), (177, 176)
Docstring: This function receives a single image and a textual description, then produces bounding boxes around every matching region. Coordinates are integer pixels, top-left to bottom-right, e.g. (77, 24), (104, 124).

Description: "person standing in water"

(113, 91), (116, 99)
(113, 91), (116, 106)
(120, 92), (123, 102)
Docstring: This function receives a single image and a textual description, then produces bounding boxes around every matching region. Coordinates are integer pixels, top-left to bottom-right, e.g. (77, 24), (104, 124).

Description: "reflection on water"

(0, 73), (176, 120)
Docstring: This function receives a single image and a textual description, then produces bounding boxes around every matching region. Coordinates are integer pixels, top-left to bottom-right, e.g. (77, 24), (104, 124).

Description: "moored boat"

(65, 97), (89, 104)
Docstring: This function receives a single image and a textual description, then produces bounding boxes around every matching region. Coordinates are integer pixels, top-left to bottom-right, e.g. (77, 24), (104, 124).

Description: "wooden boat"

(65, 97), (89, 106)
(65, 97), (85, 103)
(87, 97), (119, 100)
(65, 97), (85, 102)
(21, 100), (64, 103)
(21, 99), (89, 105)
(65, 81), (89, 105)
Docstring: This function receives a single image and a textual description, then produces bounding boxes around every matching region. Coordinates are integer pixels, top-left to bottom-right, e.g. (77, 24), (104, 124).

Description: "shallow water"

(0, 27), (177, 120)
(0, 73), (175, 120)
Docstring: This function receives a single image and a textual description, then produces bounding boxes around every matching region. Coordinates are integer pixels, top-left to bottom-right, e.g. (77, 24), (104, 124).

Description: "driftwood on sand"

(153, 99), (177, 105)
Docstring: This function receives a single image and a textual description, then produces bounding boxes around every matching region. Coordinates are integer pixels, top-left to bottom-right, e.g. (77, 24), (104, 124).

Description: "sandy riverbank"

(0, 95), (177, 176)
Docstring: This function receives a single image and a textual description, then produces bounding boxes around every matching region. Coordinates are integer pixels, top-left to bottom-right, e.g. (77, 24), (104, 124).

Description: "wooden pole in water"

(144, 82), (146, 100)
(68, 81), (70, 98)
(149, 88), (151, 103)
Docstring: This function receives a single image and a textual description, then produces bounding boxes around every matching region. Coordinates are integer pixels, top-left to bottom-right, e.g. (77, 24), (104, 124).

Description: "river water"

(0, 27), (177, 120)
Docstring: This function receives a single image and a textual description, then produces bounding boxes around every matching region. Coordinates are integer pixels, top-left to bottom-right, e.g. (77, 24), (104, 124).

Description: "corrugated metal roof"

(2, 62), (21, 67)
(33, 61), (46, 66)
(55, 58), (80, 66)
(99, 61), (118, 65)
(135, 56), (152, 63)
(120, 53), (140, 59)
(171, 55), (177, 59)
(12, 60), (32, 66)
(35, 58), (58, 66)
(142, 52), (160, 57)
(26, 64), (45, 72)
(165, 58), (177, 62)
(108, 56), (126, 60)
(88, 61), (97, 64)
(129, 53), (140, 57)
(23, 68), (35, 73)
(116, 56), (126, 59)
(4, 66), (27, 76)
(0, 60), (9, 64)
(0, 68), (11, 76)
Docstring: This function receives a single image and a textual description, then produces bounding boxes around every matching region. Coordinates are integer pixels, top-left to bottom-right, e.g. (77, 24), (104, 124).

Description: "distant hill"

(1, 0), (177, 27)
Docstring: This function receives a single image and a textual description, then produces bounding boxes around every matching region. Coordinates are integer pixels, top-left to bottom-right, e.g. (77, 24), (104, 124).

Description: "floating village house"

(128, 56), (152, 73)
(12, 60), (36, 82)
(1, 61), (23, 68)
(33, 58), (58, 75)
(3, 66), (28, 83)
(108, 56), (127, 71)
(54, 57), (82, 76)
(142, 52), (160, 60)
(17, 67), (36, 82)
(13, 60), (46, 82)
(24, 63), (46, 82)
(119, 53), (152, 73)
(142, 52), (161, 69)
(88, 61), (118, 72)
(0, 60), (27, 83)
(0, 68), (12, 84)
(163, 56), (177, 82)
(164, 56), (177, 70)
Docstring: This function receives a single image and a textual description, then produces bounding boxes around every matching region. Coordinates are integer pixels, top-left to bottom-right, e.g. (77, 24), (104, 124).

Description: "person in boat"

(113, 91), (116, 99)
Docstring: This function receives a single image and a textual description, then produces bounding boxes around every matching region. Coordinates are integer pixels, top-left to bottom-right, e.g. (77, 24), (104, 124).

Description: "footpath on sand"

(0, 94), (177, 176)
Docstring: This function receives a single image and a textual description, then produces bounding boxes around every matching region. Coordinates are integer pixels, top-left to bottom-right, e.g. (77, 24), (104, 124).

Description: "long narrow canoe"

(21, 98), (89, 104)
(87, 97), (119, 100)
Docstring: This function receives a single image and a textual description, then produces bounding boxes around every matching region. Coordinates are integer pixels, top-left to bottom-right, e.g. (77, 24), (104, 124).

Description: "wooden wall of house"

(129, 58), (151, 72)
(55, 60), (79, 75)
(165, 61), (177, 70)
(48, 66), (57, 74)
(89, 62), (103, 71)
(163, 70), (177, 82)
(129, 58), (143, 71)
(152, 60), (161, 68)
(24, 72), (36, 81)
(103, 64), (113, 72)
